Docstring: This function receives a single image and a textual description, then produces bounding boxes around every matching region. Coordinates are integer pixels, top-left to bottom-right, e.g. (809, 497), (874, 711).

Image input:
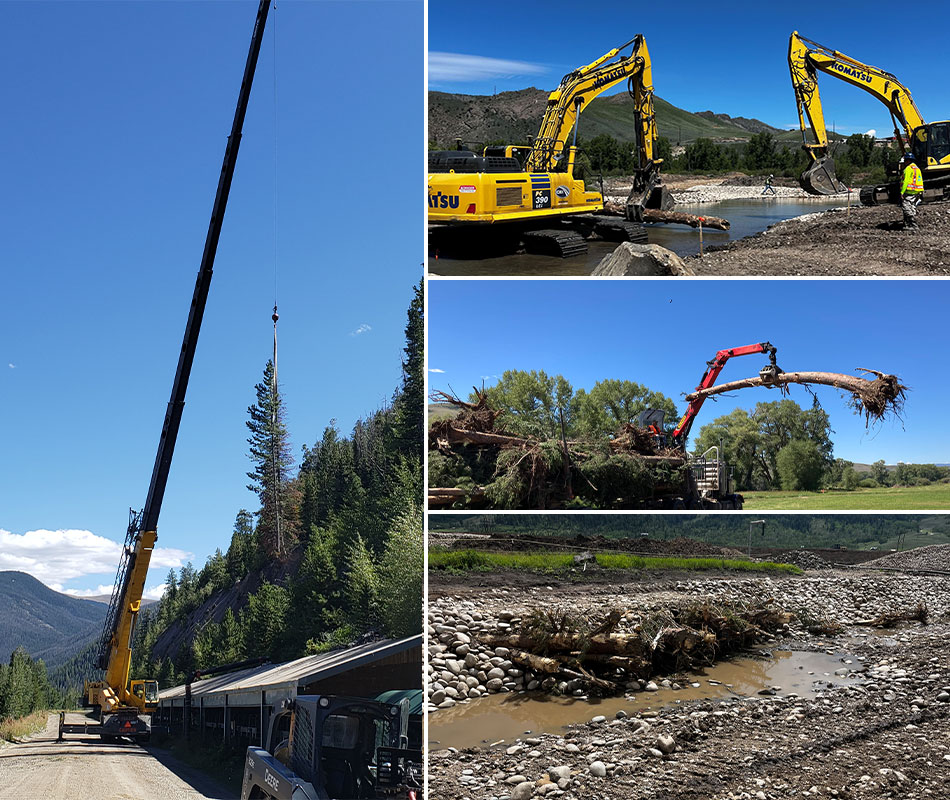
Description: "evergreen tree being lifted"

(246, 359), (295, 557)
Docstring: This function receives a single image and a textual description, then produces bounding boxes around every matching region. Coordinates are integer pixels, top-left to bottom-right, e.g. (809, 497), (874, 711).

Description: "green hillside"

(428, 89), (809, 148)
(429, 514), (939, 551)
(584, 95), (803, 145)
(0, 571), (106, 671)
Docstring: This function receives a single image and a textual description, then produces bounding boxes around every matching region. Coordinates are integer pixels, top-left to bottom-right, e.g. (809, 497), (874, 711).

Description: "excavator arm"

(526, 36), (651, 173)
(523, 35), (671, 219)
(789, 31), (926, 194)
(672, 342), (781, 447)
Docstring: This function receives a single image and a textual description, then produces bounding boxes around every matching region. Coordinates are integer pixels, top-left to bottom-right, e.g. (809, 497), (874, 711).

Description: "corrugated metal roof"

(159, 634), (421, 701)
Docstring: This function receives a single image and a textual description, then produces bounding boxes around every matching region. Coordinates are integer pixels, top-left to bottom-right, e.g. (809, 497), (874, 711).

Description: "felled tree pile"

(476, 602), (792, 696)
(428, 391), (686, 509)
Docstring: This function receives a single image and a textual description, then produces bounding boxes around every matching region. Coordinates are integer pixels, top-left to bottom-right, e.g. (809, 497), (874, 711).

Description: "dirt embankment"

(688, 202), (950, 276)
(428, 569), (950, 799)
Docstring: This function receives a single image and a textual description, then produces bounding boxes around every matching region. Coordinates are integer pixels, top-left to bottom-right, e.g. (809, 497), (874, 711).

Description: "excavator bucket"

(647, 184), (674, 211)
(800, 156), (847, 195)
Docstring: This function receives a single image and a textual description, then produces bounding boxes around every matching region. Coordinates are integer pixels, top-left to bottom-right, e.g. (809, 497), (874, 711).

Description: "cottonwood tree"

(574, 379), (678, 440)
(694, 399), (833, 490)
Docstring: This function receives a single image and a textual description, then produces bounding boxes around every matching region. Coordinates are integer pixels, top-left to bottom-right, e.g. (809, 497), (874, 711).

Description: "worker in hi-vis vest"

(899, 153), (924, 230)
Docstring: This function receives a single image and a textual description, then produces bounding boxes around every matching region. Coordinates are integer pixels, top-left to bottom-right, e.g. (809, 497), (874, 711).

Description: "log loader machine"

(640, 342), (783, 510)
(241, 695), (423, 799)
(77, 0), (270, 743)
(788, 31), (950, 204)
(428, 34), (673, 257)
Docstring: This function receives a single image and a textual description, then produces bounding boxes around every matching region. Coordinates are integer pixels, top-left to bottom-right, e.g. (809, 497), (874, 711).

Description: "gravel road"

(0, 712), (231, 800)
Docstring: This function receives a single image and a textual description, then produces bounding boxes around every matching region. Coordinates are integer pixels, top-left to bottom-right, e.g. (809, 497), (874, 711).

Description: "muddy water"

(429, 650), (862, 750)
(427, 197), (842, 277)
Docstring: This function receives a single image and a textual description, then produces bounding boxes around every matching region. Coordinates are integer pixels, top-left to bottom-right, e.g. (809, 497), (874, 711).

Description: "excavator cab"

(912, 121), (950, 168)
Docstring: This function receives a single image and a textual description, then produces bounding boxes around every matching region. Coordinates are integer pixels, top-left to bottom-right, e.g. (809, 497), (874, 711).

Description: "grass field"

(429, 549), (801, 576)
(743, 483), (950, 511)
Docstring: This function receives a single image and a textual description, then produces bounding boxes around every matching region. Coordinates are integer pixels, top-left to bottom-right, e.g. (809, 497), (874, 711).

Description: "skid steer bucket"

(800, 156), (847, 195)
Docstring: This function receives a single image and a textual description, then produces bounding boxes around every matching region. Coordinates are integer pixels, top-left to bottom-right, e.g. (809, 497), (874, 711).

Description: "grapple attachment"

(800, 156), (847, 195)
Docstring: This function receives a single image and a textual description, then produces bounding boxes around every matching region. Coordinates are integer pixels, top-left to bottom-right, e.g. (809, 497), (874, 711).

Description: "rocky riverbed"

(428, 569), (950, 799)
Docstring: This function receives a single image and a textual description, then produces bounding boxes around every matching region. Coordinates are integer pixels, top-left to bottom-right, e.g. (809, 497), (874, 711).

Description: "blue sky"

(429, 0), (950, 137)
(428, 280), (950, 466)
(0, 1), (422, 597)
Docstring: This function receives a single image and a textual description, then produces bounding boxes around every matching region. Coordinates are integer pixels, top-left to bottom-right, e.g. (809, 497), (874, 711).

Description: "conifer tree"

(246, 360), (295, 558)
(392, 279), (424, 465)
(344, 534), (378, 630)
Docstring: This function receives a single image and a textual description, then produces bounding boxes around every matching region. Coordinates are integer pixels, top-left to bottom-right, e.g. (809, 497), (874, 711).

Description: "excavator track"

(591, 217), (649, 244)
(522, 229), (588, 258)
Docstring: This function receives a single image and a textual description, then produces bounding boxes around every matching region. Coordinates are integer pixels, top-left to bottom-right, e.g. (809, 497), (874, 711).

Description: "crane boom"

(87, 0), (270, 739)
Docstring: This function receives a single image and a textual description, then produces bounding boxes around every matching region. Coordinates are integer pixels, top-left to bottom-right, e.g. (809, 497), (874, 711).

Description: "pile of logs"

(476, 603), (793, 696)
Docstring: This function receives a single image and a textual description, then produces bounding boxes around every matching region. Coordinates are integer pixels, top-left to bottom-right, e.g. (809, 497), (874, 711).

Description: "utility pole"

(748, 519), (766, 559)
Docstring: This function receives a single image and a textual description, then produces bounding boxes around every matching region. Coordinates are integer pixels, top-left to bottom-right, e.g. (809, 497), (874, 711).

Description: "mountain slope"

(0, 571), (106, 670)
(429, 89), (802, 147)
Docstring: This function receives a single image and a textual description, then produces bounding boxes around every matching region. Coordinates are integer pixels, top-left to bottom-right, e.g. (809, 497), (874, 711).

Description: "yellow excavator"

(789, 31), (950, 204)
(77, 0), (271, 743)
(428, 34), (672, 257)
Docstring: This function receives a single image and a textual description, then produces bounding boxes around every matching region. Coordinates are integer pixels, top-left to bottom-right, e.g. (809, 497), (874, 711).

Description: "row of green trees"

(122, 281), (424, 690)
(577, 131), (899, 183)
(430, 513), (937, 550)
(1, 647), (77, 721)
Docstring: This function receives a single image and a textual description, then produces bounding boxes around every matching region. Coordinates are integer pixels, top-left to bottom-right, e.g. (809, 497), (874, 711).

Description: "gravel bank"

(686, 202), (950, 276)
(428, 570), (950, 799)
(864, 544), (950, 572)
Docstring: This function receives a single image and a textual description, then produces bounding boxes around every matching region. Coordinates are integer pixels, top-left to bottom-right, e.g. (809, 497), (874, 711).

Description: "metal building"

(154, 635), (422, 748)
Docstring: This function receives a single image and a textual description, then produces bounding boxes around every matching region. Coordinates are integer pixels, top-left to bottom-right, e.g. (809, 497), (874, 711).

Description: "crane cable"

(269, 0), (283, 557)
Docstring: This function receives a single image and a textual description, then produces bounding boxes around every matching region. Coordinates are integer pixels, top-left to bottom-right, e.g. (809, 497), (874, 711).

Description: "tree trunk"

(603, 200), (730, 230)
(642, 209), (731, 230)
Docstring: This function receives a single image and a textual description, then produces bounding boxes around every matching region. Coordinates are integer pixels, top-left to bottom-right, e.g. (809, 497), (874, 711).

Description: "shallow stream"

(428, 649), (863, 750)
(427, 197), (843, 276)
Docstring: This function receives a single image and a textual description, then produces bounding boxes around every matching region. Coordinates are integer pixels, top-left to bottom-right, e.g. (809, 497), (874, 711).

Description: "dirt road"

(688, 201), (950, 276)
(0, 712), (231, 800)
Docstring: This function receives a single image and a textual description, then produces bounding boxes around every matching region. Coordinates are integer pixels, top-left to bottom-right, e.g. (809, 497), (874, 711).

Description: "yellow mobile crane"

(428, 35), (672, 257)
(80, 0), (270, 743)
(789, 31), (950, 204)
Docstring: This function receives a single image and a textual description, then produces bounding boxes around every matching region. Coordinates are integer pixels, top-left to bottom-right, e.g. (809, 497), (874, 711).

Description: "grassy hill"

(429, 89), (807, 148)
(0, 571), (106, 671)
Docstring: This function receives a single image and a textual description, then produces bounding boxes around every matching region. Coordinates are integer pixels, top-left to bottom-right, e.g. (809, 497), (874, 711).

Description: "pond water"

(428, 649), (862, 750)
(427, 198), (843, 277)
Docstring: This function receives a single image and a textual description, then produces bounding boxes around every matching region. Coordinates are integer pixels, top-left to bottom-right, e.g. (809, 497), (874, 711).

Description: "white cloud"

(429, 52), (546, 83)
(865, 129), (876, 137)
(60, 584), (116, 598)
(429, 368), (446, 373)
(0, 528), (192, 589)
(143, 582), (169, 601)
(349, 323), (372, 337)
(7, 363), (14, 369)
